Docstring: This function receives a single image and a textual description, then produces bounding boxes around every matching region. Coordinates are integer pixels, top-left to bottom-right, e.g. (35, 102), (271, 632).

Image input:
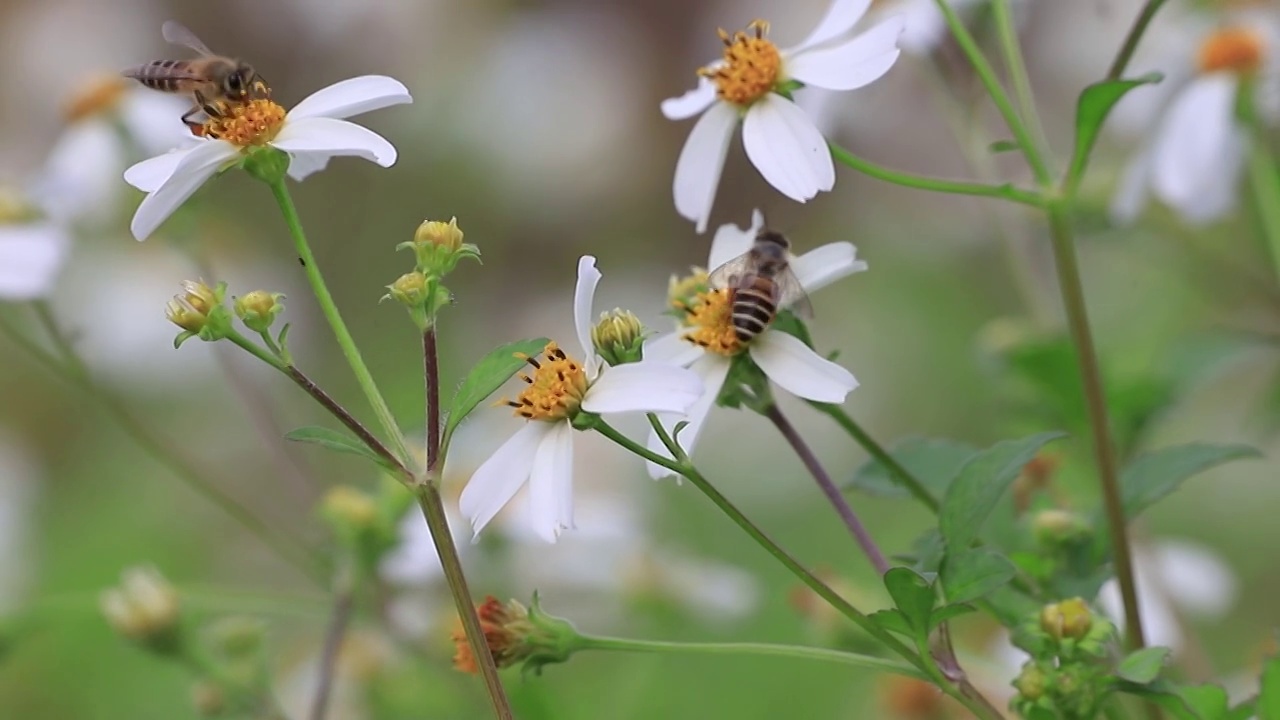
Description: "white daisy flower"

(645, 210), (863, 477)
(123, 75), (413, 241)
(0, 189), (70, 301)
(1112, 7), (1280, 225)
(458, 256), (704, 543)
(663, 0), (905, 232)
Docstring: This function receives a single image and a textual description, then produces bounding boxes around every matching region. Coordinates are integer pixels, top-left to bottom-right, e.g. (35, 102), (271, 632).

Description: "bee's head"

(223, 64), (258, 99)
(754, 228), (791, 254)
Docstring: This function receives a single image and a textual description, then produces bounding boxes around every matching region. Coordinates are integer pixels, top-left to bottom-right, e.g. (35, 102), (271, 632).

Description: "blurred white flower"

(1112, 6), (1280, 225)
(663, 0), (904, 232)
(459, 256), (704, 543)
(0, 188), (69, 300)
(124, 75), (412, 241)
(645, 210), (863, 478)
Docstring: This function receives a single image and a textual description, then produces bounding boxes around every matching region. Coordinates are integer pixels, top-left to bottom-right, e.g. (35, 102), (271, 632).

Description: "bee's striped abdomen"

(730, 278), (778, 344)
(131, 60), (189, 92)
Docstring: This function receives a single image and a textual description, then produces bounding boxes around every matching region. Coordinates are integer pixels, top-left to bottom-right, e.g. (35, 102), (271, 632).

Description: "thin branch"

(309, 571), (356, 720)
(283, 365), (409, 477)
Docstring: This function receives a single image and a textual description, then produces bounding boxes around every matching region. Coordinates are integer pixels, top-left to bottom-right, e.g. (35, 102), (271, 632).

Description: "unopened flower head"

(591, 309), (645, 366)
(403, 216), (480, 278)
(1032, 509), (1092, 547)
(233, 290), (285, 333)
(386, 271), (430, 308)
(1040, 598), (1093, 641)
(321, 486), (379, 530)
(1198, 25), (1266, 75)
(166, 280), (221, 331)
(451, 595), (576, 675)
(100, 565), (181, 650)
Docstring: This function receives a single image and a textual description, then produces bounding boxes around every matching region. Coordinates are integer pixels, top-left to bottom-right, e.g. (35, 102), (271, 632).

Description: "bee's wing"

(773, 265), (814, 319)
(707, 252), (755, 290)
(162, 20), (216, 56)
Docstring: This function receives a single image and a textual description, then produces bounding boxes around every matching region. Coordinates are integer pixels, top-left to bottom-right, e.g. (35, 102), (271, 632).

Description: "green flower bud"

(233, 290), (285, 333)
(1033, 509), (1092, 548)
(167, 280), (232, 347)
(321, 486), (379, 532)
(451, 593), (581, 677)
(204, 616), (266, 662)
(591, 309), (646, 366)
(100, 566), (181, 653)
(401, 216), (481, 277)
(1013, 662), (1048, 701)
(1041, 597), (1092, 641)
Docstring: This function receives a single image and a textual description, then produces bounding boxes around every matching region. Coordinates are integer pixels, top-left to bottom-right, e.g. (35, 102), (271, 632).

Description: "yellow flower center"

(0, 188), (38, 225)
(507, 342), (589, 421)
(678, 288), (743, 356)
(667, 268), (710, 313)
(1197, 27), (1266, 75)
(699, 20), (782, 106)
(201, 98), (287, 147)
(65, 75), (128, 123)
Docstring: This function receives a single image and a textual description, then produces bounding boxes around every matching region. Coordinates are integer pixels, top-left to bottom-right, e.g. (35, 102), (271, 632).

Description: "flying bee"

(707, 224), (813, 345)
(123, 20), (269, 132)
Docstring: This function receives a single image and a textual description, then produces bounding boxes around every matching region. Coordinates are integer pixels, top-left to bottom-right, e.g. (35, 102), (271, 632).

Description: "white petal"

(458, 422), (550, 538)
(742, 95), (835, 202)
(118, 90), (195, 156)
(791, 0), (873, 54)
(707, 209), (764, 271)
(286, 75), (413, 121)
(574, 255), (602, 377)
(750, 331), (857, 403)
(791, 241), (867, 293)
(661, 78), (718, 120)
(124, 145), (199, 193)
(271, 117), (398, 168)
(1151, 75), (1244, 223)
(582, 362), (704, 415)
(1151, 541), (1237, 618)
(285, 153), (333, 182)
(528, 422), (575, 542)
(35, 122), (124, 223)
(1110, 143), (1154, 225)
(646, 355), (731, 479)
(0, 224), (71, 300)
(130, 141), (239, 241)
(644, 330), (706, 367)
(786, 17), (904, 91)
(895, 0), (949, 55)
(673, 101), (738, 234)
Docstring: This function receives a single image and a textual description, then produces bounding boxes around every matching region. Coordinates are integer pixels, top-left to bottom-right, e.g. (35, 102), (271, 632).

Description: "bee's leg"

(180, 103), (206, 136)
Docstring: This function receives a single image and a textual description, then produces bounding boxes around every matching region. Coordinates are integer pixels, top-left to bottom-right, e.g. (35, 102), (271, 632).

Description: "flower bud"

(321, 486), (379, 531)
(451, 594), (578, 675)
(1013, 662), (1048, 701)
(1040, 598), (1092, 641)
(233, 290), (285, 333)
(386, 271), (429, 308)
(415, 217), (464, 252)
(591, 309), (646, 366)
(204, 616), (266, 662)
(100, 566), (181, 651)
(1032, 509), (1092, 548)
(166, 280), (230, 347)
(403, 216), (480, 277)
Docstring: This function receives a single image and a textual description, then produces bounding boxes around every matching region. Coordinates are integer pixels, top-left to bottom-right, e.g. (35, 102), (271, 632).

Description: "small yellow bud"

(401, 216), (480, 278)
(1033, 509), (1091, 546)
(166, 280), (223, 336)
(321, 486), (378, 529)
(1013, 662), (1048, 701)
(1040, 597), (1092, 641)
(591, 309), (646, 366)
(233, 290), (285, 333)
(100, 566), (181, 648)
(387, 271), (429, 307)
(415, 216), (465, 252)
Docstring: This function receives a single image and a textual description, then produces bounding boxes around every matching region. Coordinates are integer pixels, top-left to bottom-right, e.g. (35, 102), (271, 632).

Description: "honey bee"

(708, 223), (813, 345)
(123, 21), (268, 132)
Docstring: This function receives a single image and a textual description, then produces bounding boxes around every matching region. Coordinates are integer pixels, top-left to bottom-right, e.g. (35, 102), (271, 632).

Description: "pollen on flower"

(505, 342), (589, 421)
(678, 288), (742, 356)
(65, 75), (128, 123)
(1197, 26), (1266, 75)
(667, 268), (710, 313)
(698, 20), (782, 106)
(201, 99), (287, 146)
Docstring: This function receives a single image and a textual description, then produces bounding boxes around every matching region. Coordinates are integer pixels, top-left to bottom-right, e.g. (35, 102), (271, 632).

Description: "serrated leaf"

(1066, 73), (1163, 192)
(285, 426), (391, 469)
(940, 432), (1066, 550)
(1121, 443), (1260, 519)
(1117, 646), (1171, 685)
(869, 609), (913, 637)
(1259, 653), (1280, 720)
(929, 604), (976, 630)
(989, 139), (1020, 154)
(883, 567), (935, 635)
(848, 437), (979, 498)
(445, 338), (550, 438)
(942, 548), (1017, 604)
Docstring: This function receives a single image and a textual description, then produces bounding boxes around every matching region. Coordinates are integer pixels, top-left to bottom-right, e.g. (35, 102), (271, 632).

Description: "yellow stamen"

(1197, 26), (1266, 75)
(679, 288), (742, 356)
(201, 99), (287, 147)
(667, 268), (710, 313)
(698, 20), (782, 106)
(65, 75), (129, 123)
(506, 342), (589, 421)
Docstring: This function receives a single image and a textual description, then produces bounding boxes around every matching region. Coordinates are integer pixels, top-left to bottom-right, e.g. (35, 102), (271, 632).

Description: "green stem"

(310, 561), (356, 720)
(1246, 127), (1280, 282)
(1045, 204), (1146, 652)
(827, 142), (1044, 207)
(225, 329), (286, 370)
(991, 0), (1050, 167)
(809, 403), (940, 513)
(266, 179), (410, 466)
(1106, 0), (1170, 80)
(578, 635), (926, 679)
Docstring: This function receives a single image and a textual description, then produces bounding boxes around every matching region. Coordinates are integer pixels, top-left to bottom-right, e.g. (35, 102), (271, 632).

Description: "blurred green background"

(0, 0), (1277, 717)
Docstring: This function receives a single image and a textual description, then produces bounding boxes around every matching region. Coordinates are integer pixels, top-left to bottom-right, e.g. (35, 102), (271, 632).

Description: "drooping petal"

(661, 77), (718, 120)
(644, 330), (706, 368)
(527, 421), (576, 543)
(1150, 74), (1244, 223)
(1110, 142), (1154, 225)
(786, 16), (904, 91)
(790, 0), (873, 54)
(894, 0), (949, 55)
(286, 75), (413, 121)
(130, 140), (239, 241)
(741, 95), (835, 203)
(707, 209), (764, 271)
(458, 422), (551, 538)
(646, 354), (731, 479)
(750, 331), (857, 403)
(673, 101), (738, 234)
(791, 241), (867, 293)
(124, 145), (199, 193)
(271, 117), (398, 168)
(574, 255), (602, 378)
(285, 153), (332, 182)
(0, 224), (70, 300)
(582, 362), (704, 414)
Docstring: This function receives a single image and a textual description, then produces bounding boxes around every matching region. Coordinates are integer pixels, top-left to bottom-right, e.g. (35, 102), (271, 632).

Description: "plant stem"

(1045, 204), (1146, 652)
(282, 364), (407, 475)
(266, 179), (410, 466)
(763, 404), (889, 575)
(991, 0), (1050, 168)
(310, 565), (355, 720)
(1106, 0), (1170, 80)
(828, 142), (1045, 207)
(225, 330), (287, 370)
(809, 402), (940, 513)
(578, 635), (926, 679)
(424, 328), (441, 470)
(8, 306), (324, 585)
(1246, 127), (1280, 282)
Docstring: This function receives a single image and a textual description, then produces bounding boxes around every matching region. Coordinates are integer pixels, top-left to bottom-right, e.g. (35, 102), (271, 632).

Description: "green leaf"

(942, 548), (1017, 604)
(1116, 647), (1171, 685)
(285, 426), (391, 469)
(848, 437), (978, 498)
(869, 609), (913, 637)
(1065, 73), (1163, 192)
(1121, 443), (1260, 518)
(1228, 699), (1257, 720)
(1119, 681), (1229, 720)
(1181, 684), (1229, 720)
(989, 139), (1020, 154)
(883, 567), (936, 635)
(929, 604), (976, 631)
(1259, 653), (1280, 720)
(940, 432), (1066, 550)
(445, 338), (550, 438)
